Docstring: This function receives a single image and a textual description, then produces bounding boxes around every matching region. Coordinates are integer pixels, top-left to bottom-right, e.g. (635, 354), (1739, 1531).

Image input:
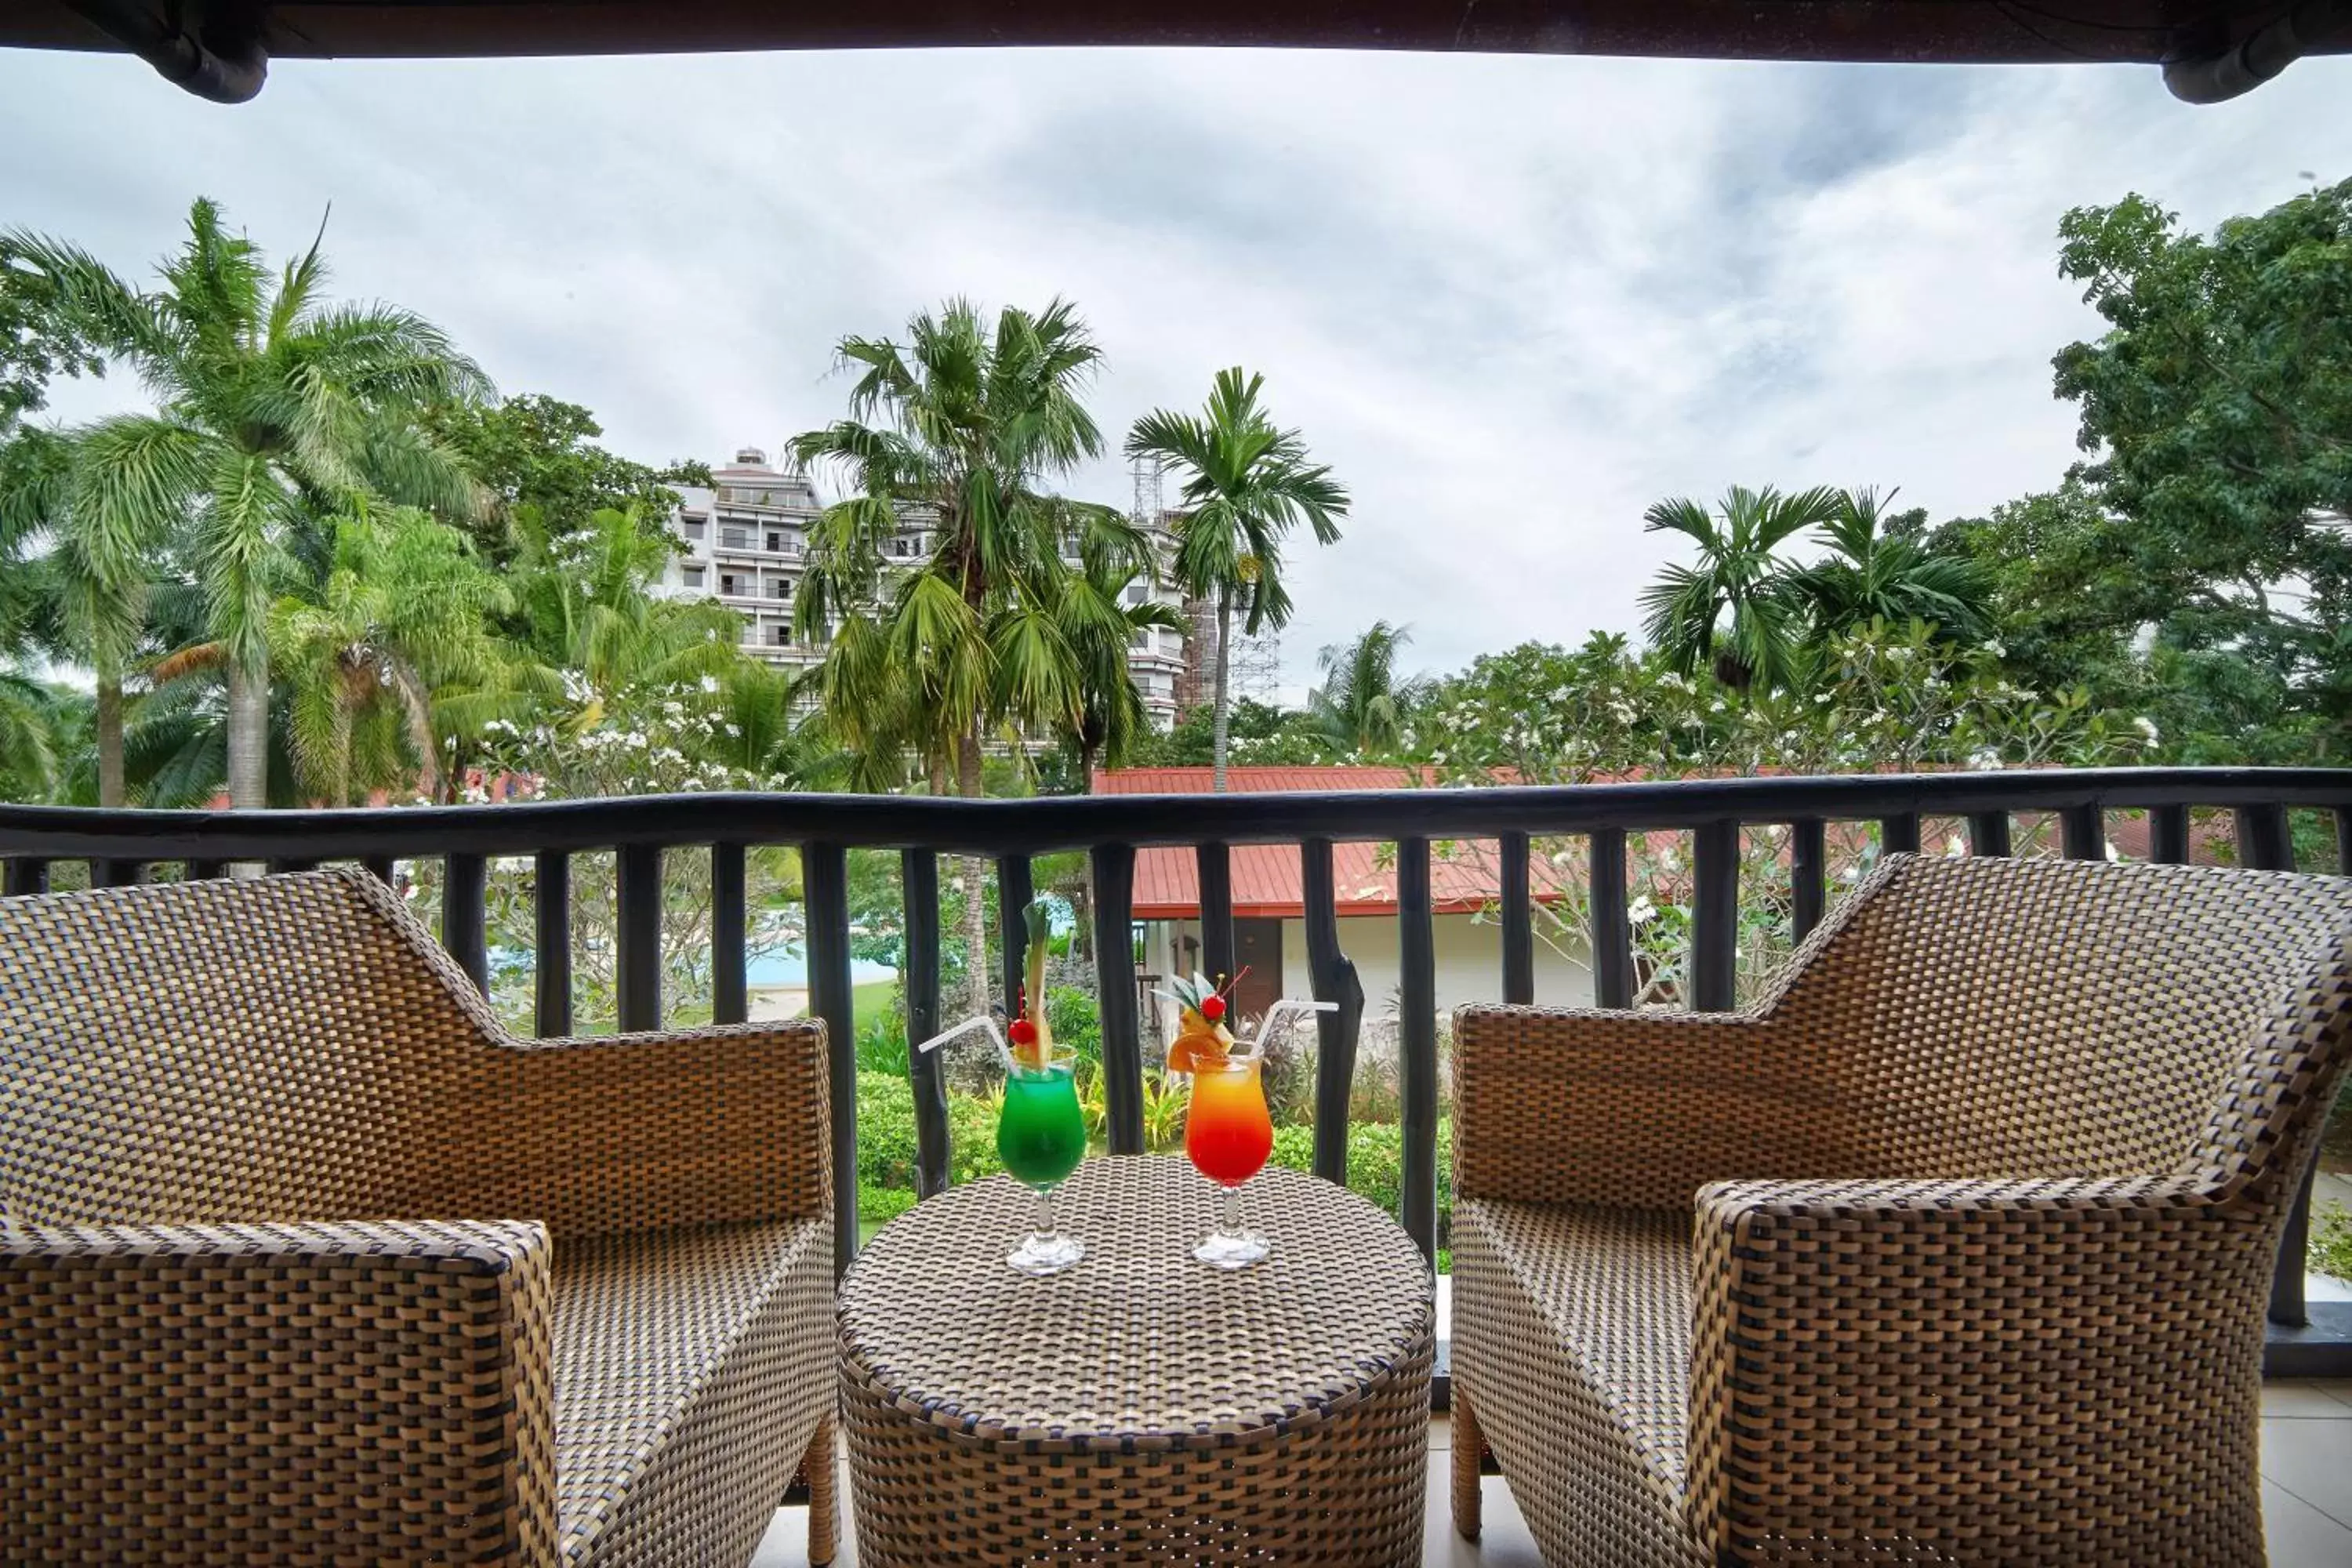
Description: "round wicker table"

(836, 1156), (1435, 1566)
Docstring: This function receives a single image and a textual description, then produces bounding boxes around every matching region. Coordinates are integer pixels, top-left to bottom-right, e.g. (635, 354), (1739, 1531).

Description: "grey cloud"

(2, 45), (2348, 695)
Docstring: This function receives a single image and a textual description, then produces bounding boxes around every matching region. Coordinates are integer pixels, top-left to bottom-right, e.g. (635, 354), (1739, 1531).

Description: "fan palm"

(1637, 484), (1841, 693)
(5, 198), (489, 807)
(1787, 487), (1991, 647)
(1125, 368), (1348, 790)
(1310, 619), (1418, 757)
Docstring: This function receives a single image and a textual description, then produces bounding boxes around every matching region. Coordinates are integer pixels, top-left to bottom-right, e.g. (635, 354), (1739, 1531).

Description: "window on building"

(720, 573), (740, 596)
(766, 531), (783, 552)
(768, 579), (791, 600)
(1124, 585), (1145, 606)
(683, 567), (704, 589)
(1131, 630), (1149, 651)
(771, 623), (791, 647)
(682, 519), (705, 540)
(721, 527), (750, 550)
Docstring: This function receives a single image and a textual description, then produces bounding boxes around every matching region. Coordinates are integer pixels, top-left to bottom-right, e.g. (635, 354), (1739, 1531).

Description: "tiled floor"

(753, 1380), (2352, 1566)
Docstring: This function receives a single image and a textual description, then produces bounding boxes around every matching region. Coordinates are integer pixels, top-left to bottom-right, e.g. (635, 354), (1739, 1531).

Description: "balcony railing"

(4, 765), (2348, 1373)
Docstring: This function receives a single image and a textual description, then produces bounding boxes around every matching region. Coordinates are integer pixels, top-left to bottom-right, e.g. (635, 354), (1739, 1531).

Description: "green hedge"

(856, 1071), (1004, 1197)
(1270, 1117), (1452, 1235)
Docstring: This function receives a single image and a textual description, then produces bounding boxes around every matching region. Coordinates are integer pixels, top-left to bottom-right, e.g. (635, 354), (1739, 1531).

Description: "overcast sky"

(5, 45), (2347, 697)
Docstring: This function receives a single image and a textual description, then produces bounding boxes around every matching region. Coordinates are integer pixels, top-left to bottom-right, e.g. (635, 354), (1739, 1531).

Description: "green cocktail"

(997, 1060), (1086, 1274)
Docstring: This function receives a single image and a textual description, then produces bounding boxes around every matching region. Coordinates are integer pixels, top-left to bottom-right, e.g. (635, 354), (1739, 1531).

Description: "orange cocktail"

(1185, 1055), (1274, 1267)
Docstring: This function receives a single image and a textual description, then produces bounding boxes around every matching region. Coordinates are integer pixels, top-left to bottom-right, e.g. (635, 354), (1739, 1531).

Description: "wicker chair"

(0, 869), (837, 1568)
(1449, 852), (2352, 1567)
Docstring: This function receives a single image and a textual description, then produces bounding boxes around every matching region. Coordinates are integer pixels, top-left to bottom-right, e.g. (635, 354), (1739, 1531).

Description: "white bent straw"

(1238, 999), (1338, 1061)
(910, 1013), (1018, 1072)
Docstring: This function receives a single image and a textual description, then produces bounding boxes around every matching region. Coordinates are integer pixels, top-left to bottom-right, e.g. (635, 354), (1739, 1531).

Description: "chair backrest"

(0, 869), (495, 1227)
(1776, 853), (2352, 1196)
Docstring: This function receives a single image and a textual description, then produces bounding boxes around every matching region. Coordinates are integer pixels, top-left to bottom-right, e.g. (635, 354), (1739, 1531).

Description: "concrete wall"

(1144, 912), (1592, 1039)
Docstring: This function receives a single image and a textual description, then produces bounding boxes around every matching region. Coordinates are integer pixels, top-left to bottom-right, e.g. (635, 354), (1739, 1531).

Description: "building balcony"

(4, 766), (2350, 1563)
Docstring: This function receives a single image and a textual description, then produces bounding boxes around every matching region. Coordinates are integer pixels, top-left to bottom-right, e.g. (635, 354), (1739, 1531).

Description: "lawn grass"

(795, 975), (900, 1021)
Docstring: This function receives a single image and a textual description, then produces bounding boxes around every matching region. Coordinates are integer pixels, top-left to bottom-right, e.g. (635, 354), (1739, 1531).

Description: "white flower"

(1655, 847), (1679, 872)
(1945, 834), (1967, 858)
(1983, 640), (2005, 659)
(2105, 843), (2121, 862)
(1628, 895), (1658, 926)
(700, 674), (721, 695)
(2133, 717), (2160, 742)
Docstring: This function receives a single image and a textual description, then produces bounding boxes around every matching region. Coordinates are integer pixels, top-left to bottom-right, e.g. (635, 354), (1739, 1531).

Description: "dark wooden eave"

(3, 0), (2347, 100)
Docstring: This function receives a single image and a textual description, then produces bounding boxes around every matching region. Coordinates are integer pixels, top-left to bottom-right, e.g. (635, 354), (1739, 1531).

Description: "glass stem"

(1033, 1187), (1058, 1238)
(1220, 1184), (1243, 1237)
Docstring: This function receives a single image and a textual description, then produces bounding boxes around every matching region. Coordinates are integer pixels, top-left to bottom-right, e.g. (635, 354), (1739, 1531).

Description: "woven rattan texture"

(1450, 855), (2352, 1567)
(837, 1157), (1434, 1565)
(0, 870), (837, 1566)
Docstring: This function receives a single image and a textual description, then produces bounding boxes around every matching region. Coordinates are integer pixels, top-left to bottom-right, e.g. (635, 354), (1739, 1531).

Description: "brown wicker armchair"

(1449, 852), (2352, 1567)
(0, 869), (837, 1567)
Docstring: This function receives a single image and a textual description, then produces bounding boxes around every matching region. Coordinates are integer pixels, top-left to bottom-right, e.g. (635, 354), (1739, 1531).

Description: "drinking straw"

(911, 1014), (1018, 1072)
(1237, 999), (1339, 1060)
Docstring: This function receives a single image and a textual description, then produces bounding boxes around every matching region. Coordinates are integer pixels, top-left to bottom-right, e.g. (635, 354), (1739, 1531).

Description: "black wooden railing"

(4, 765), (2350, 1372)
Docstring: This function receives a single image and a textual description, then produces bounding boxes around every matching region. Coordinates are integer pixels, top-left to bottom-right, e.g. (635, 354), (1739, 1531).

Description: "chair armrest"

(1451, 1005), (1859, 1207)
(2, 1218), (558, 1566)
(1683, 1175), (2264, 1563)
(448, 1020), (830, 1236)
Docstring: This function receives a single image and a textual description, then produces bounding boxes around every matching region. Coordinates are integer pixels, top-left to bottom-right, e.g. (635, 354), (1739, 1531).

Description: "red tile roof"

(1091, 765), (2239, 919)
(1093, 766), (1570, 919)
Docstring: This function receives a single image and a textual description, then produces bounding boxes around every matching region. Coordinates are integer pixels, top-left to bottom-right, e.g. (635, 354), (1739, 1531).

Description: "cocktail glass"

(1185, 1054), (1275, 1269)
(996, 1058), (1087, 1275)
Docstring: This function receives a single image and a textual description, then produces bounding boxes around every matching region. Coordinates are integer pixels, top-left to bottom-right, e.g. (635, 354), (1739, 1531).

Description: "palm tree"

(7, 198), (489, 808)
(1787, 487), (1991, 648)
(790, 298), (1139, 1016)
(1310, 619), (1417, 757)
(0, 668), (64, 802)
(1053, 539), (1186, 790)
(267, 502), (510, 806)
(1637, 484), (1841, 694)
(0, 423), (169, 806)
(1126, 368), (1348, 791)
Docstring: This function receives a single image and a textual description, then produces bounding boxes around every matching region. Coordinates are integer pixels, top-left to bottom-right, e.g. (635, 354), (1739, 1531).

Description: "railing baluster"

(267, 857), (318, 875)
(362, 855), (396, 886)
(2273, 1159), (2317, 1329)
(2235, 804), (2292, 871)
(710, 841), (748, 1027)
(1196, 841), (1236, 985)
(4, 858), (49, 896)
(1589, 827), (1633, 1010)
(804, 841), (857, 1276)
(95, 859), (146, 887)
(1691, 820), (1739, 1011)
(1301, 837), (1364, 1185)
(2151, 804), (2190, 864)
(442, 852), (488, 994)
(534, 851), (572, 1036)
(615, 844), (662, 1031)
(1789, 818), (1826, 942)
(2060, 805), (2104, 861)
(996, 853), (1033, 1014)
(1397, 836), (1438, 1265)
(1967, 811), (2012, 857)
(1091, 843), (1144, 1156)
(902, 849), (949, 1199)
(1879, 813), (1922, 855)
(1499, 830), (1534, 1005)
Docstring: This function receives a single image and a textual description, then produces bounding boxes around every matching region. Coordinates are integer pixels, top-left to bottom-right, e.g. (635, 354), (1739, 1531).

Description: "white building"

(659, 445), (1187, 728)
